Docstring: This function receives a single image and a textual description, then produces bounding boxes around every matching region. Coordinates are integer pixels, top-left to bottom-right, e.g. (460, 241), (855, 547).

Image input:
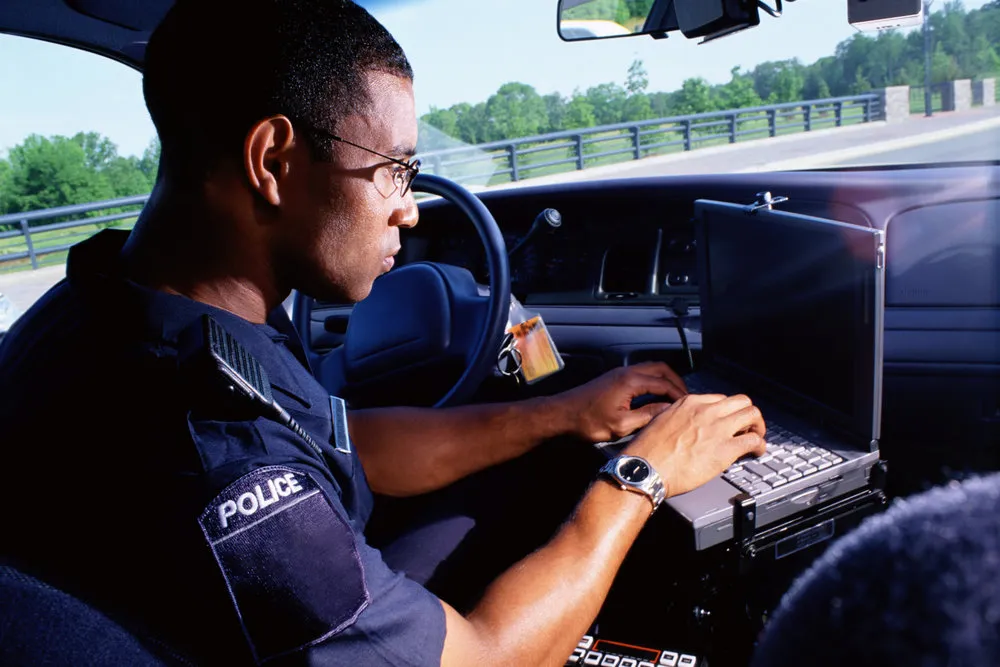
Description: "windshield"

(364, 0), (1000, 188)
(1, 0), (998, 198)
(0, 0), (998, 273)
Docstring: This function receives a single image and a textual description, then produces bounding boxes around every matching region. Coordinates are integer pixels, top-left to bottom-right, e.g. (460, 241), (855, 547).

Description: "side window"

(0, 34), (156, 321)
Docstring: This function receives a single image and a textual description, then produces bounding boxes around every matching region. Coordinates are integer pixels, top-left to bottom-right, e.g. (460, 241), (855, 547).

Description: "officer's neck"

(122, 178), (284, 325)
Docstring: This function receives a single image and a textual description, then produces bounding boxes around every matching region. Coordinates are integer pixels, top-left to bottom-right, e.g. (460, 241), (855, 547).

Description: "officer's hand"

(558, 362), (688, 443)
(623, 393), (767, 498)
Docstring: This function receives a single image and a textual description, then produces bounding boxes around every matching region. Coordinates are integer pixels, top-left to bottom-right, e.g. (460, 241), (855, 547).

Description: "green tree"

(622, 94), (653, 121)
(716, 66), (763, 110)
(103, 156), (152, 198)
(421, 106), (459, 139)
(816, 78), (832, 99)
(564, 94), (597, 129)
(585, 83), (627, 125)
(138, 137), (161, 183)
(562, 0), (653, 30)
(454, 102), (491, 144)
(770, 61), (806, 103)
(803, 69), (833, 100)
(673, 78), (716, 115)
(543, 92), (568, 132)
(970, 35), (1000, 77)
(626, 58), (649, 95)
(932, 43), (961, 82)
(1, 134), (114, 217)
(73, 132), (118, 171)
(850, 69), (873, 94)
(648, 91), (673, 117)
(0, 158), (11, 215)
(485, 82), (548, 140)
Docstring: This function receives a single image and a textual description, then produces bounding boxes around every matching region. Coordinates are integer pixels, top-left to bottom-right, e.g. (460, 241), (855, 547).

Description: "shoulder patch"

(199, 466), (370, 663)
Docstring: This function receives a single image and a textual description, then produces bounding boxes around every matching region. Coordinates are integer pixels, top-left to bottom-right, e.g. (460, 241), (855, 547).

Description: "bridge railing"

(0, 195), (149, 271)
(0, 94), (883, 272)
(417, 94), (882, 186)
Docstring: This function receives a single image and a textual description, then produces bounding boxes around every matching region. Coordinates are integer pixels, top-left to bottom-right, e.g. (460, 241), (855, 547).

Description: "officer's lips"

(382, 248), (400, 271)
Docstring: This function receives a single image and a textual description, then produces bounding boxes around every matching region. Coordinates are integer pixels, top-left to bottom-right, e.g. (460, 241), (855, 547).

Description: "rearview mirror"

(557, 0), (660, 41)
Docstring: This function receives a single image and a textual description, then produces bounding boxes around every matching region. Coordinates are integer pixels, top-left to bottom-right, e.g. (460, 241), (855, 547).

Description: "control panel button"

(569, 648), (586, 664)
(638, 663), (655, 667)
(659, 651), (679, 666)
(620, 660), (638, 667)
(580, 636), (595, 650)
(585, 651), (604, 665)
(678, 655), (698, 667)
(601, 655), (621, 666)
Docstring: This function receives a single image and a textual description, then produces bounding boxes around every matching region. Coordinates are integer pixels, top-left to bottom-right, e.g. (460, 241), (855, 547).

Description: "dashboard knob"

(667, 272), (691, 287)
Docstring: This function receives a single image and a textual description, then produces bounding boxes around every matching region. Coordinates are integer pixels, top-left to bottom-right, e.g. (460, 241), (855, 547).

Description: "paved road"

(0, 264), (64, 316)
(497, 105), (1000, 187)
(832, 123), (1000, 166)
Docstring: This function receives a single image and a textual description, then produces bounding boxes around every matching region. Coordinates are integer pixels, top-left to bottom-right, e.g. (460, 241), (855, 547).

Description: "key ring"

(497, 332), (523, 384)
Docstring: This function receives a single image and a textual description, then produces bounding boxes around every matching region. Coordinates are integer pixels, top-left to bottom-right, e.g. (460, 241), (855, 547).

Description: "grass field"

(0, 218), (136, 274)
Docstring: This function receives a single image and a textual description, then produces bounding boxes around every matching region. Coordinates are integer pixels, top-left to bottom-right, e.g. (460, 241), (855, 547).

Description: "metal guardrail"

(0, 195), (148, 270)
(418, 94), (882, 185)
(0, 93), (881, 271)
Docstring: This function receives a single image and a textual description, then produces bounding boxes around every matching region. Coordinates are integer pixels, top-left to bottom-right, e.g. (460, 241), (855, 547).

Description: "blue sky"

(0, 0), (990, 158)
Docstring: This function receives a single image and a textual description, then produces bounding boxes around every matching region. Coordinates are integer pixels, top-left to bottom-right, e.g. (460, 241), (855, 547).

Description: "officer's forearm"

(349, 396), (575, 496)
(440, 480), (650, 667)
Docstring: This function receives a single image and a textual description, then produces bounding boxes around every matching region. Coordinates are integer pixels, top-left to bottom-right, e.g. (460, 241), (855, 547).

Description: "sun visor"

(64, 0), (172, 31)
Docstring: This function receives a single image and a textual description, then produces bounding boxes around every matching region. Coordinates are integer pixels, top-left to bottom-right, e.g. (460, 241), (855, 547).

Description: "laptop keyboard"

(682, 376), (844, 496)
(723, 424), (843, 496)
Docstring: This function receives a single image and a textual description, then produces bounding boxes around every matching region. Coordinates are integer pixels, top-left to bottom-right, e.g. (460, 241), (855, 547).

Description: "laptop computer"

(663, 199), (886, 550)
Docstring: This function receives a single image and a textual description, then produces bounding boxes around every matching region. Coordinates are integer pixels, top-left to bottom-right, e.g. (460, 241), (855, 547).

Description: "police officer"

(0, 0), (766, 664)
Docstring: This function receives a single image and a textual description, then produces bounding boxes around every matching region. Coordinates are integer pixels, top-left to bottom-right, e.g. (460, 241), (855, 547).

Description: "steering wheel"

(324, 173), (511, 409)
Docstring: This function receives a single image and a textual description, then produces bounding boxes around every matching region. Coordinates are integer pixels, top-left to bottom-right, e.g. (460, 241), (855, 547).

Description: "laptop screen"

(694, 200), (884, 445)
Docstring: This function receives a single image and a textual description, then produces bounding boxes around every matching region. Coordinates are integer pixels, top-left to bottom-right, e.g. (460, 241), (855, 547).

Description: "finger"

(704, 393), (755, 418)
(619, 401), (672, 434)
(628, 361), (689, 393)
(626, 373), (686, 402)
(721, 403), (767, 441)
(732, 430), (767, 457)
(679, 392), (728, 405)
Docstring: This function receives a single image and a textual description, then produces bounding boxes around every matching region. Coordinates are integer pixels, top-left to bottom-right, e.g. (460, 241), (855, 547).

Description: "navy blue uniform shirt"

(0, 230), (446, 665)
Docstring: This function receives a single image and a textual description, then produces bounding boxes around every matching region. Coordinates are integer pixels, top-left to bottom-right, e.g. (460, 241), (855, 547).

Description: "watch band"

(599, 455), (666, 511)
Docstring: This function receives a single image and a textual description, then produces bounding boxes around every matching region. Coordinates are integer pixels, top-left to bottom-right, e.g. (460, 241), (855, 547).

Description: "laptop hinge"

(733, 492), (757, 544)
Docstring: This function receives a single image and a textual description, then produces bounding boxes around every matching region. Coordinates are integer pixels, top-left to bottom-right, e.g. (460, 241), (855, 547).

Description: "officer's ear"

(244, 116), (295, 207)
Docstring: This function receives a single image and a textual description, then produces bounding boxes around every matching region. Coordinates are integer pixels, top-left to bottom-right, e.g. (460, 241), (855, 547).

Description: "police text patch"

(199, 466), (370, 663)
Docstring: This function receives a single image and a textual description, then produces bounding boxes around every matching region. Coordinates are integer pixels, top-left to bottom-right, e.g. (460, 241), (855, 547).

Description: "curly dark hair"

(143, 0), (413, 179)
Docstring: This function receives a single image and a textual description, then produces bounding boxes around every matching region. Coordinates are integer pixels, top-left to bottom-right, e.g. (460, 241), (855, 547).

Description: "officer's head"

(143, 0), (420, 303)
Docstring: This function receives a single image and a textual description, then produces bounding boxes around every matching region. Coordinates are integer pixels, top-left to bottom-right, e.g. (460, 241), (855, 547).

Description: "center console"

(567, 480), (888, 667)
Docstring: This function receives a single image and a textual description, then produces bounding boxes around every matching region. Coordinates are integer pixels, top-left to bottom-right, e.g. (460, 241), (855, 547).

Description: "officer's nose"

(391, 190), (419, 230)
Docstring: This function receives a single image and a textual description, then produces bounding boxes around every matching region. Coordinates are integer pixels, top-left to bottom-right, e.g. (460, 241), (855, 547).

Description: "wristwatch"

(599, 455), (666, 511)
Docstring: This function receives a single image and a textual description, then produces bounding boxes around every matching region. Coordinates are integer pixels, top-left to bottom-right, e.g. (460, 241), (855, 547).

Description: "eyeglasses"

(294, 120), (421, 198)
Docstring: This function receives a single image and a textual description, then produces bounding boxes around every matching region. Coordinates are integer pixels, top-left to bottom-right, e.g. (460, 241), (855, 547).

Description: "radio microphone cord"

(670, 297), (695, 373)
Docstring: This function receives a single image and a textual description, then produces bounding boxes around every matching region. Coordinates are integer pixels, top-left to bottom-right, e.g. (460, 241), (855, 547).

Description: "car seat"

(0, 564), (180, 666)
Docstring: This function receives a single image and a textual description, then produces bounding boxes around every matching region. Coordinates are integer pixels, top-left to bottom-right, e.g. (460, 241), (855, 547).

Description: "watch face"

(618, 458), (650, 484)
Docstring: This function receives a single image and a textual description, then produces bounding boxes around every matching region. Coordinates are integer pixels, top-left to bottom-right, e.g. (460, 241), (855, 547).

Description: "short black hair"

(143, 0), (413, 178)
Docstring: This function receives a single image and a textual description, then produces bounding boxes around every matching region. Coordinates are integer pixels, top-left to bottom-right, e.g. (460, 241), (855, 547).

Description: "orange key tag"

(507, 314), (564, 384)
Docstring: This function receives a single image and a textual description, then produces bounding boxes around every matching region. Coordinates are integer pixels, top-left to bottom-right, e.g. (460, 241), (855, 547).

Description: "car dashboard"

(311, 165), (1000, 497)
